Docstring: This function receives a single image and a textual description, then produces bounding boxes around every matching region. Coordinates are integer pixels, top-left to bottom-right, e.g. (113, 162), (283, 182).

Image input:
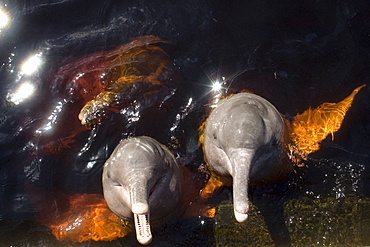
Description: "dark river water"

(0, 0), (370, 246)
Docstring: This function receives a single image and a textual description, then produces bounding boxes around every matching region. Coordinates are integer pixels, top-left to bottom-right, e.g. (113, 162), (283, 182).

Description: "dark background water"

(0, 0), (370, 246)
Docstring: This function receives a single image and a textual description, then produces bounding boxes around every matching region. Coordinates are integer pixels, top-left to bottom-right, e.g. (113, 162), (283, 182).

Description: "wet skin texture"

(102, 136), (182, 244)
(204, 92), (284, 222)
(1, 0), (370, 246)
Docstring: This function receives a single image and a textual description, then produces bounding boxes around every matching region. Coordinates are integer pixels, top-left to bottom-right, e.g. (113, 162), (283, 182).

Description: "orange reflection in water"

(288, 84), (366, 156)
(78, 35), (175, 127)
(48, 194), (132, 243)
(182, 175), (224, 219)
(198, 176), (224, 219)
(199, 176), (224, 200)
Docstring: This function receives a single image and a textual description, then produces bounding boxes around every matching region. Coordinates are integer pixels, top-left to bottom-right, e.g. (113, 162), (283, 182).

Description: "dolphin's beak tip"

(138, 236), (152, 245)
(134, 213), (152, 245)
(132, 203), (149, 214)
(234, 209), (249, 222)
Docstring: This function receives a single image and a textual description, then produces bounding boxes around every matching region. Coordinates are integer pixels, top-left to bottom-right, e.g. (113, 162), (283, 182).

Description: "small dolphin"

(102, 136), (182, 245)
(203, 92), (284, 222)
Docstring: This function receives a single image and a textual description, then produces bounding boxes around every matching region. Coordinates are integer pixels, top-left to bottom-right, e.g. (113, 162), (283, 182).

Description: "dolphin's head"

(102, 136), (182, 245)
(204, 93), (284, 223)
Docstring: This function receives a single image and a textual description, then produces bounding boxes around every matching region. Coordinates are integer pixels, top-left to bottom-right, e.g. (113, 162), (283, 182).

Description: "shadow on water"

(0, 0), (370, 246)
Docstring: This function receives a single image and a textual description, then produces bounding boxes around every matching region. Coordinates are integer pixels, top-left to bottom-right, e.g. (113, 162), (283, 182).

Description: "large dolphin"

(102, 136), (183, 245)
(203, 92), (284, 222)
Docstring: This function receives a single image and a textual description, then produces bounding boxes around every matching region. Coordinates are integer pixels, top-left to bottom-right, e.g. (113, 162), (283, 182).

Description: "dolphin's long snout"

(129, 180), (149, 213)
(231, 153), (251, 222)
(129, 181), (152, 245)
(133, 212), (152, 245)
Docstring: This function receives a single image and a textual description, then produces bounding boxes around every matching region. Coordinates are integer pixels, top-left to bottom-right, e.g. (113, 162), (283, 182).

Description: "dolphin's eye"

(149, 186), (155, 197)
(114, 183), (123, 187)
(149, 176), (166, 198)
(149, 179), (159, 197)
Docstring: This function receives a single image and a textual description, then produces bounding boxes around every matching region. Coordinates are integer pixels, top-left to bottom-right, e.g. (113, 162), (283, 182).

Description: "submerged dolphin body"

(204, 92), (284, 222)
(102, 136), (182, 245)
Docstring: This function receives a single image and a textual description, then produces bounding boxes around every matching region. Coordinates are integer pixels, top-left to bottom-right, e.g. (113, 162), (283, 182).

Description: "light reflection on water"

(6, 53), (43, 105)
(0, 5), (9, 30)
(0, 0), (370, 246)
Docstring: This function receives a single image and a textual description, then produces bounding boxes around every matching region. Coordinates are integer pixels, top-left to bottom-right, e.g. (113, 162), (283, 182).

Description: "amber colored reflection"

(288, 84), (366, 156)
(198, 120), (206, 147)
(48, 194), (132, 242)
(182, 175), (224, 219)
(199, 176), (224, 200)
(78, 36), (172, 126)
